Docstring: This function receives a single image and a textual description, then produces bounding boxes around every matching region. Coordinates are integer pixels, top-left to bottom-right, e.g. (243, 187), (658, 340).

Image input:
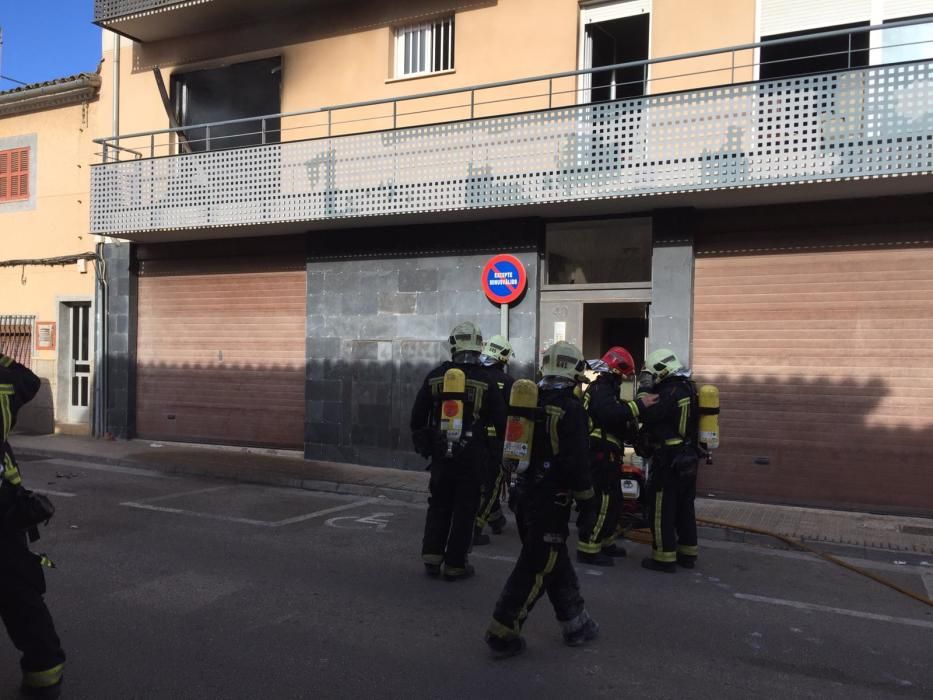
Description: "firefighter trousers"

(475, 443), (505, 532)
(421, 456), (481, 572)
(646, 471), (698, 564)
(488, 489), (585, 640)
(0, 530), (65, 691)
(577, 451), (621, 555)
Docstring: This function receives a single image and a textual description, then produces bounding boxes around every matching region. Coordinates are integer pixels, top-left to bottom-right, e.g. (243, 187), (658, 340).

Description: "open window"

(579, 1), (650, 103)
(394, 16), (455, 78)
(171, 57), (282, 152)
(760, 22), (870, 80)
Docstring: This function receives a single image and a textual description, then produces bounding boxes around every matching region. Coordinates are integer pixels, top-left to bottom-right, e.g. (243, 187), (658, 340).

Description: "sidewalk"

(10, 433), (933, 556)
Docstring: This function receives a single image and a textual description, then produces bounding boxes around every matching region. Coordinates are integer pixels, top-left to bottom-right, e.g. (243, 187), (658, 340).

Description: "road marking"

(325, 511), (394, 530)
(31, 487), (76, 498)
(120, 497), (377, 528)
(43, 458), (173, 479)
(272, 498), (378, 527)
(134, 485), (235, 504)
(922, 572), (933, 601)
(733, 593), (933, 630)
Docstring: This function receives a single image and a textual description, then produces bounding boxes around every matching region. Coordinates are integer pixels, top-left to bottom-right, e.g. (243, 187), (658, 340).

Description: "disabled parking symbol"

(325, 512), (394, 531)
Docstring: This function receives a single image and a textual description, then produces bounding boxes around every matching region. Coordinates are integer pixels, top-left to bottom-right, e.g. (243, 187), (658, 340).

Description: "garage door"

(693, 235), (933, 513)
(136, 257), (306, 448)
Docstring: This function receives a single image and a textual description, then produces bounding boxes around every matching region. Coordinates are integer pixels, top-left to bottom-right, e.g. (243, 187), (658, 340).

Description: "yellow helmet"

(449, 321), (483, 355)
(540, 342), (586, 382)
(481, 335), (513, 365)
(644, 348), (685, 383)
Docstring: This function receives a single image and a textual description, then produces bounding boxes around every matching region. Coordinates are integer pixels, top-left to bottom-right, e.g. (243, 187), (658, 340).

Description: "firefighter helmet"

(481, 335), (513, 366)
(601, 346), (636, 377)
(644, 348), (685, 383)
(541, 342), (587, 382)
(449, 321), (483, 355)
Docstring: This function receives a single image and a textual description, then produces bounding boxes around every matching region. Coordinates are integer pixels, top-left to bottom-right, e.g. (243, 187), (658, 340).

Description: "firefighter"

(484, 342), (599, 659)
(636, 349), (701, 573)
(0, 354), (66, 698)
(577, 346), (640, 566)
(473, 335), (514, 546)
(410, 322), (506, 581)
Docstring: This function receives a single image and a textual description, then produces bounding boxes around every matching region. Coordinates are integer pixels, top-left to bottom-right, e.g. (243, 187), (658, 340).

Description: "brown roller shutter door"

(693, 231), (933, 514)
(136, 257), (306, 448)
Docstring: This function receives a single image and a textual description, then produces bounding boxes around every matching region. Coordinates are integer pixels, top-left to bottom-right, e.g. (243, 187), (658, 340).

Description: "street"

(2, 455), (932, 699)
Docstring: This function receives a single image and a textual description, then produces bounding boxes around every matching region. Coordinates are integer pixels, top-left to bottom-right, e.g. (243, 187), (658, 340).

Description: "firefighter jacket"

(583, 373), (637, 450)
(483, 364), (514, 441)
(525, 387), (594, 501)
(410, 360), (506, 460)
(635, 376), (699, 452)
(1, 354), (41, 498)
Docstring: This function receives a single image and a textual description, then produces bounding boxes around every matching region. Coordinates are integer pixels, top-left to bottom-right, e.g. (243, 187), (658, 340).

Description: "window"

(881, 15), (933, 65)
(0, 147), (29, 203)
(394, 16), (454, 78)
(760, 22), (870, 80)
(546, 218), (652, 285)
(171, 58), (282, 153)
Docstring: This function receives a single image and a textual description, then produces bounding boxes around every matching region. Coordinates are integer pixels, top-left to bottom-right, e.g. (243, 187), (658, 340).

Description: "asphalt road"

(2, 455), (932, 699)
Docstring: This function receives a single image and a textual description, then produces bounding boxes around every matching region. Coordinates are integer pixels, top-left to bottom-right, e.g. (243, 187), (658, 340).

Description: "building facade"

(0, 72), (101, 434)
(91, 0), (933, 513)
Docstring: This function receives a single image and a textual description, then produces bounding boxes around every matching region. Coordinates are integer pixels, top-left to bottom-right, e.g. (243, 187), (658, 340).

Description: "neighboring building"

(91, 0), (933, 513)
(0, 72), (101, 434)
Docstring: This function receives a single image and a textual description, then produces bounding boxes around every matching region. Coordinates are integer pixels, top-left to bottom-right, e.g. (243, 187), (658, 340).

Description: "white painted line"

(270, 498), (377, 527)
(922, 572), (933, 601)
(134, 485), (234, 504)
(43, 458), (173, 479)
(733, 593), (933, 630)
(31, 488), (76, 498)
(120, 502), (272, 527)
(119, 496), (378, 529)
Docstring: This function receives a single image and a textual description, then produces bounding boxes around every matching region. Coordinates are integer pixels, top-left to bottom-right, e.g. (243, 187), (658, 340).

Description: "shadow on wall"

(12, 379), (54, 435)
(695, 373), (933, 514)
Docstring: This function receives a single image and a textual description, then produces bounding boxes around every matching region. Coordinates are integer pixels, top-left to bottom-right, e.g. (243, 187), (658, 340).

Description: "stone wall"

(305, 220), (540, 469)
(100, 240), (136, 438)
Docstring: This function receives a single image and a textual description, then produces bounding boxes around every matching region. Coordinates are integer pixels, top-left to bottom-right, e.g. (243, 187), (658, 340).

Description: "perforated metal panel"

(95, 0), (187, 22)
(91, 62), (933, 236)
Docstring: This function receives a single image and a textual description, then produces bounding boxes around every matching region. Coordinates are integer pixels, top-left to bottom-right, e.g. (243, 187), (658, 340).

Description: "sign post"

(482, 254), (527, 342)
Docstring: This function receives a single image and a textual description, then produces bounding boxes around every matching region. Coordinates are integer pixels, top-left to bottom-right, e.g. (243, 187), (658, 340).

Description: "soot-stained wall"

(305, 220), (540, 469)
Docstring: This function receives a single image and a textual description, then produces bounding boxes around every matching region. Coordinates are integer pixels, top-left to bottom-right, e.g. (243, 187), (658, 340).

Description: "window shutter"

(0, 150), (8, 201)
(0, 148), (29, 202)
(760, 0), (871, 36)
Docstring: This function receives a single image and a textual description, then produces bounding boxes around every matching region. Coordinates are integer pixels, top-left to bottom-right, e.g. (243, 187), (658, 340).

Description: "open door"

(578, 1), (651, 103)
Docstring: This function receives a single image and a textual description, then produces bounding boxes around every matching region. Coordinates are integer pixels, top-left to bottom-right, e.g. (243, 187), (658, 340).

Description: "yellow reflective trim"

(678, 544), (699, 556)
(653, 491), (663, 553)
(664, 438), (684, 446)
(0, 355), (12, 368)
(3, 453), (21, 486)
(421, 553), (444, 565)
(0, 393), (12, 438)
(22, 664), (64, 688)
(654, 550), (677, 563)
(518, 548), (558, 623)
(678, 397), (690, 437)
(476, 467), (505, 528)
(573, 488), (594, 501)
(589, 428), (622, 448)
(487, 618), (520, 640)
(544, 405), (564, 456)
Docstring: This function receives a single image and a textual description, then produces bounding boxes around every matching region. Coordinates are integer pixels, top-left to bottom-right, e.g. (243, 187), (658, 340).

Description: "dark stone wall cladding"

(305, 225), (539, 470)
(102, 241), (136, 439)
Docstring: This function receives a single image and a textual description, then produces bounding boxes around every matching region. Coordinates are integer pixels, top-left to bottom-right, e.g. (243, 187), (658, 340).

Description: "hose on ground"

(622, 518), (933, 609)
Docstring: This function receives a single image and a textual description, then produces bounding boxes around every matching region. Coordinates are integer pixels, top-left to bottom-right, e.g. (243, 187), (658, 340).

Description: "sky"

(0, 1), (101, 89)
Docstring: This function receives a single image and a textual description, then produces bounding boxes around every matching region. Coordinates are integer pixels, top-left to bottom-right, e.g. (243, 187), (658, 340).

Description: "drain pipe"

(112, 31), (120, 159)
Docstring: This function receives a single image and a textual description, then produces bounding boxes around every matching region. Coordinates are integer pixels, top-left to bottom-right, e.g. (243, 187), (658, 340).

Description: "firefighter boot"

(562, 610), (599, 647)
(577, 550), (614, 567)
(443, 563), (476, 581)
(473, 527), (491, 546)
(20, 677), (63, 699)
(489, 512), (508, 535)
(641, 557), (676, 573)
(677, 554), (697, 569)
(602, 543), (627, 558)
(485, 632), (526, 659)
(424, 562), (441, 578)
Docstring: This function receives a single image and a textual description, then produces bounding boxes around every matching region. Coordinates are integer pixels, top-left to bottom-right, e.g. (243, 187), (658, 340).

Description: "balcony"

(94, 0), (331, 43)
(91, 22), (933, 238)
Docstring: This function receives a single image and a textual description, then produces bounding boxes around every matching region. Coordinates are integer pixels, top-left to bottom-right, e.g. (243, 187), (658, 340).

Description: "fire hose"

(623, 519), (933, 609)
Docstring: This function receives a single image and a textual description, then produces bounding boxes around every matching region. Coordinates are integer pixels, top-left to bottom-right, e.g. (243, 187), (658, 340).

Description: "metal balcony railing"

(91, 19), (933, 236)
(95, 0), (178, 23)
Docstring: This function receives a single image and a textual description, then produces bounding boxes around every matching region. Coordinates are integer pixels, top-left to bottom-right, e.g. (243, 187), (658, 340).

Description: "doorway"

(579, 1), (651, 103)
(58, 301), (92, 425)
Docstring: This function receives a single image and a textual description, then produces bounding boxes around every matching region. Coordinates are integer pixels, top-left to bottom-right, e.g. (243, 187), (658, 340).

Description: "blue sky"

(1, 2), (101, 89)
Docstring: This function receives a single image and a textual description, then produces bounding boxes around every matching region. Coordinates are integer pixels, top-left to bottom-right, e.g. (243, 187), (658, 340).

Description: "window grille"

(395, 16), (454, 78)
(0, 316), (35, 366)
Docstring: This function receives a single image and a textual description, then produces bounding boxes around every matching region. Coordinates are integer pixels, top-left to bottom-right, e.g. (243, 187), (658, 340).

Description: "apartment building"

(0, 72), (101, 434)
(91, 0), (933, 513)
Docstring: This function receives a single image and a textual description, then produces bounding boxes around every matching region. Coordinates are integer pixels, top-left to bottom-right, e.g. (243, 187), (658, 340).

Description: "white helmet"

(480, 335), (513, 366)
(449, 321), (483, 355)
(540, 342), (586, 383)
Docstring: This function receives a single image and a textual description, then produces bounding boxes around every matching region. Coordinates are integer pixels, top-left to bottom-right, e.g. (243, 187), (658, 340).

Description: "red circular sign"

(482, 254), (527, 305)
(443, 401), (460, 418)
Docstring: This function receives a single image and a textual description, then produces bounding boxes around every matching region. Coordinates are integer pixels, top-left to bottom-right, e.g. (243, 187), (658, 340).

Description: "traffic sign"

(482, 254), (527, 305)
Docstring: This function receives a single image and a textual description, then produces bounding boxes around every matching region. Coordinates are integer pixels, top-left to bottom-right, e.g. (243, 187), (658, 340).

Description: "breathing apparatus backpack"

(502, 379), (539, 474)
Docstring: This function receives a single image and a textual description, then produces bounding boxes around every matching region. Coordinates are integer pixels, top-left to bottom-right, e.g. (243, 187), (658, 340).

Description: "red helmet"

(601, 346), (636, 377)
